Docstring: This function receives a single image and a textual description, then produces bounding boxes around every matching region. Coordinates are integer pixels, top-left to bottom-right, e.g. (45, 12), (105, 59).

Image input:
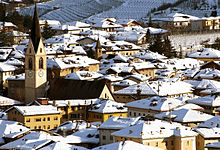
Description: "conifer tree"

(148, 35), (164, 54)
(163, 37), (176, 58)
(42, 21), (56, 40)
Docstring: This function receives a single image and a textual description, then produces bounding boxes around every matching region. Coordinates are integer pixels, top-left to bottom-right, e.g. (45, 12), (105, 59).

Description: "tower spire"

(30, 3), (42, 52)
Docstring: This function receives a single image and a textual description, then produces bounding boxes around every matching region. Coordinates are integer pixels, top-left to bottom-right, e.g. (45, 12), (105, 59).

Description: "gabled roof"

(111, 120), (197, 139)
(48, 79), (109, 100)
(125, 96), (183, 112)
(11, 105), (61, 116)
(198, 116), (220, 128)
(89, 100), (127, 113)
(188, 95), (220, 107)
(155, 108), (213, 123)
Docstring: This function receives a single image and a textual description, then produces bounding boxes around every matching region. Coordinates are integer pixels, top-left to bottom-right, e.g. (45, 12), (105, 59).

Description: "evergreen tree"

(148, 15), (153, 27)
(42, 21), (56, 39)
(145, 28), (152, 43)
(148, 35), (164, 54)
(0, 23), (14, 46)
(163, 37), (176, 58)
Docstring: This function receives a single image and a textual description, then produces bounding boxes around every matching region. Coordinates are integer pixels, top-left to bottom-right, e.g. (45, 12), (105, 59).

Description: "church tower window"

(29, 58), (33, 70)
(39, 57), (43, 69)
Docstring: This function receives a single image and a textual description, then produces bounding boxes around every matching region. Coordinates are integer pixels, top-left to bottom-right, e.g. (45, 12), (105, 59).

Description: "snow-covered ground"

(170, 32), (220, 55)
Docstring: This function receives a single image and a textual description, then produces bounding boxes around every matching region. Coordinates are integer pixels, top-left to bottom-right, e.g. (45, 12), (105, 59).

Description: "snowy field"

(170, 32), (220, 55)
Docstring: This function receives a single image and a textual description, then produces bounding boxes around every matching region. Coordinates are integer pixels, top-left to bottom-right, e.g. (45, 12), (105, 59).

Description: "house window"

(54, 117), (58, 120)
(47, 117), (50, 121)
(29, 58), (32, 70)
(47, 125), (50, 129)
(39, 57), (43, 69)
(134, 112), (136, 117)
(103, 135), (106, 140)
(156, 142), (158, 147)
(110, 136), (113, 140)
(35, 118), (41, 122)
(26, 118), (30, 122)
(40, 48), (42, 53)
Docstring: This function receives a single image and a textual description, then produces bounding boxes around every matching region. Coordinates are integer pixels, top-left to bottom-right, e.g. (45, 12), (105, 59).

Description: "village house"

(111, 120), (198, 150)
(188, 94), (220, 115)
(188, 48), (220, 62)
(195, 127), (220, 150)
(98, 116), (142, 145)
(47, 55), (100, 78)
(48, 99), (99, 123)
(7, 105), (62, 130)
(125, 96), (183, 118)
(88, 99), (127, 123)
(113, 80), (193, 103)
(155, 108), (213, 127)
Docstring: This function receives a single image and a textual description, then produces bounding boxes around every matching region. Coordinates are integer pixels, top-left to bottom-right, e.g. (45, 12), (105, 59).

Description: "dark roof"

(30, 4), (42, 53)
(48, 78), (107, 100)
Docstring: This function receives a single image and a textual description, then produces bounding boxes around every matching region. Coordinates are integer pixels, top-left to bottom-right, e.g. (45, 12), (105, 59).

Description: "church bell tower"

(25, 4), (47, 104)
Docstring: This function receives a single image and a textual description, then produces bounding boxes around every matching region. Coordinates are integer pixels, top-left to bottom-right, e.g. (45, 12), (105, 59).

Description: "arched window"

(29, 58), (32, 70)
(39, 57), (43, 69)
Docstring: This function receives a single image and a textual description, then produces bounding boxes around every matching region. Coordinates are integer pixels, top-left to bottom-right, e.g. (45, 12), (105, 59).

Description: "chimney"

(37, 98), (48, 105)
(86, 122), (91, 128)
(129, 130), (133, 134)
(53, 100), (56, 106)
(150, 131), (153, 135)
(68, 101), (71, 107)
(160, 130), (162, 134)
(176, 127), (180, 130)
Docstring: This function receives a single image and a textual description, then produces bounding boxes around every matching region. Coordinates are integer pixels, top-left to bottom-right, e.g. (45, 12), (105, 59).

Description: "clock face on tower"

(38, 70), (44, 77)
(28, 70), (33, 78)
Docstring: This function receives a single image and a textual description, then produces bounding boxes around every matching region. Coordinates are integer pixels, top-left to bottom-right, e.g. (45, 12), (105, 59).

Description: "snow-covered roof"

(0, 95), (23, 106)
(198, 116), (220, 128)
(133, 51), (167, 60)
(48, 99), (100, 107)
(111, 120), (197, 139)
(89, 100), (127, 113)
(55, 120), (95, 133)
(125, 96), (183, 112)
(12, 105), (62, 116)
(195, 127), (220, 138)
(0, 62), (17, 72)
(99, 116), (142, 130)
(65, 71), (103, 80)
(39, 141), (88, 150)
(114, 80), (192, 97)
(112, 79), (137, 87)
(0, 131), (63, 149)
(92, 141), (163, 150)
(155, 108), (213, 123)
(188, 48), (220, 59)
(206, 142), (220, 148)
(63, 127), (99, 144)
(188, 94), (220, 107)
(47, 56), (99, 70)
(0, 120), (29, 144)
(193, 68), (220, 80)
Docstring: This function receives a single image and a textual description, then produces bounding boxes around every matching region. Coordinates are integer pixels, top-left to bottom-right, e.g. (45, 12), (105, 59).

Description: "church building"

(25, 4), (47, 104)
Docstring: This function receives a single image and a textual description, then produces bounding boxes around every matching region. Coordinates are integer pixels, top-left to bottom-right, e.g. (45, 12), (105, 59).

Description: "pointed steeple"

(30, 4), (42, 52)
(95, 37), (101, 49)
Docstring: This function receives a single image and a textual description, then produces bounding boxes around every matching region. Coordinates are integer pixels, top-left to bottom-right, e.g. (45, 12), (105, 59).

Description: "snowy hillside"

(89, 0), (180, 21)
(18, 0), (181, 23)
